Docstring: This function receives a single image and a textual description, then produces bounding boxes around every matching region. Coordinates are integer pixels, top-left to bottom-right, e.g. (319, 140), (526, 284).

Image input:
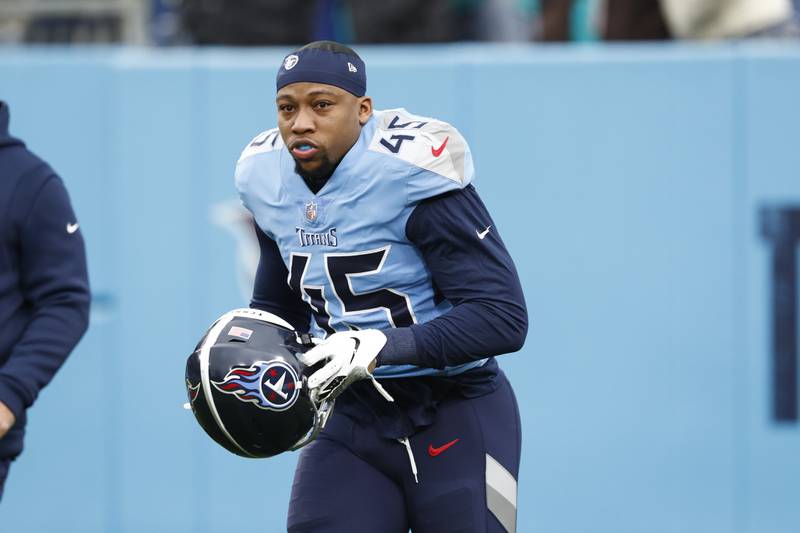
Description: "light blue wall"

(1, 43), (798, 532)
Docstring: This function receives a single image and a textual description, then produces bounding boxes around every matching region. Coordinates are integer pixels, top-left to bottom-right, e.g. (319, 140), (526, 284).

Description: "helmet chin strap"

(289, 373), (395, 452)
(369, 376), (394, 403)
(289, 393), (334, 451)
(288, 334), (329, 451)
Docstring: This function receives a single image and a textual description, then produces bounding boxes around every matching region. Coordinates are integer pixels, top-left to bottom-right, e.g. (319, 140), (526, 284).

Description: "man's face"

(276, 82), (372, 183)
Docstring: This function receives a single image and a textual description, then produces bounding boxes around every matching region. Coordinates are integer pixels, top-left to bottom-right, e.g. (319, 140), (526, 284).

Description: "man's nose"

(292, 107), (315, 134)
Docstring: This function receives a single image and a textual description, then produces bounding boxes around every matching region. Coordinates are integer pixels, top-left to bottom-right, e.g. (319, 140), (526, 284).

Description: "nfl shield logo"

(305, 202), (318, 222)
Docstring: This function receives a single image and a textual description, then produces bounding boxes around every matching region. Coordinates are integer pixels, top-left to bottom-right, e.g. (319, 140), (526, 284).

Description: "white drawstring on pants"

(397, 437), (418, 484)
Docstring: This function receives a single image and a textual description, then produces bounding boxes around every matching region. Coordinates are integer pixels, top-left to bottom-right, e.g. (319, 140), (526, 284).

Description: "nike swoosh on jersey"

(431, 136), (449, 157)
(428, 438), (460, 457)
(67, 223), (80, 234)
(476, 226), (492, 240)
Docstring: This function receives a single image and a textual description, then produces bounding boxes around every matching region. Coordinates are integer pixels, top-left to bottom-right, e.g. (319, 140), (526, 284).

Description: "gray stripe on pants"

(487, 484), (516, 532)
(486, 453), (517, 532)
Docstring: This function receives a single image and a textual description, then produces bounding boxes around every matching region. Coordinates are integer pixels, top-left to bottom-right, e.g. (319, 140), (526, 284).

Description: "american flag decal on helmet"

(228, 326), (253, 340)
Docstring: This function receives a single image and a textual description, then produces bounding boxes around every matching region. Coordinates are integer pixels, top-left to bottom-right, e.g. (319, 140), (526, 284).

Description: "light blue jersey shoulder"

(236, 109), (474, 216)
(235, 109), (484, 379)
(364, 108), (474, 202)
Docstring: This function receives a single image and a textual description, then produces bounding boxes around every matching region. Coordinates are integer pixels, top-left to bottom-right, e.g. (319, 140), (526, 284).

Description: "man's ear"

(358, 97), (373, 125)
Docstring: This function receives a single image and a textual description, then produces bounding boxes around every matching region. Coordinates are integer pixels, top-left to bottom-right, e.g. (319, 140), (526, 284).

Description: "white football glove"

(298, 330), (394, 404)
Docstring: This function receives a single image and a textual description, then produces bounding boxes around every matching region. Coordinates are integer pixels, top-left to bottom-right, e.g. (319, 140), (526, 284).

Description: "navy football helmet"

(185, 308), (332, 458)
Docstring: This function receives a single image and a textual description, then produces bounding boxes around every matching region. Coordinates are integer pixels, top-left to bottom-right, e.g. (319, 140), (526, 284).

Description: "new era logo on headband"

(284, 55), (299, 70)
(348, 62), (358, 73)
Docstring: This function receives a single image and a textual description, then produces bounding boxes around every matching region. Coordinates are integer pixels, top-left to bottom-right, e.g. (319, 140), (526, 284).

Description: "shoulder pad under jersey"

(238, 128), (284, 163)
(368, 108), (474, 187)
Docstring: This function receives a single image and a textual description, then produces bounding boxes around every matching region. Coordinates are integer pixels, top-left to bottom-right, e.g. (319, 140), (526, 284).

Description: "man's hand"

(0, 402), (16, 439)
(298, 330), (388, 403)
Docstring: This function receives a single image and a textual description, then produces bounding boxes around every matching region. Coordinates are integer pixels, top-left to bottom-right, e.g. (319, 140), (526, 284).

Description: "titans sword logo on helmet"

(213, 360), (300, 411)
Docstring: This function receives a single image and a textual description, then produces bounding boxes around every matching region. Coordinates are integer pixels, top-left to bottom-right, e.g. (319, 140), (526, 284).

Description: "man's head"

(275, 41), (372, 186)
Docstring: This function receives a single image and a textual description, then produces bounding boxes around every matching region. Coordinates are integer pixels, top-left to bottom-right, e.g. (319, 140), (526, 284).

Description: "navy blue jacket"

(0, 102), (90, 459)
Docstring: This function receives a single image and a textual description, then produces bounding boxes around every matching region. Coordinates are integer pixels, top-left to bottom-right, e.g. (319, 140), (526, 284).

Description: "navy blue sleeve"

(378, 184), (528, 369)
(0, 175), (90, 419)
(250, 223), (311, 332)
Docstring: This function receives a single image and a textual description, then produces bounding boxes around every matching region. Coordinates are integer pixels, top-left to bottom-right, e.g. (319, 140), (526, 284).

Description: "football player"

(235, 41), (527, 533)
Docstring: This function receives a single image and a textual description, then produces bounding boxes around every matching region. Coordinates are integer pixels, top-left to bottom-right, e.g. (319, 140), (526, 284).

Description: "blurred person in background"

(660, 0), (797, 39)
(539, 0), (797, 41)
(452, 0), (535, 41)
(0, 101), (90, 500)
(539, 0), (671, 41)
(178, 0), (458, 45)
(346, 0), (462, 43)
(179, 0), (316, 45)
(344, 0), (534, 43)
(177, 0), (535, 45)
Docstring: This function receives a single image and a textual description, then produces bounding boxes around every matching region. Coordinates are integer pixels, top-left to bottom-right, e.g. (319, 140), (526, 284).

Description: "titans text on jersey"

(295, 227), (338, 247)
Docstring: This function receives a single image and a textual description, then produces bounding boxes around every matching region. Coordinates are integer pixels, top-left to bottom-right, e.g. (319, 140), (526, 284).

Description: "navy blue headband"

(276, 47), (366, 97)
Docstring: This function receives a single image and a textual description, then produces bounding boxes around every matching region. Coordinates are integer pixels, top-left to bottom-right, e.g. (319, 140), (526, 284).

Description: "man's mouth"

(291, 141), (319, 161)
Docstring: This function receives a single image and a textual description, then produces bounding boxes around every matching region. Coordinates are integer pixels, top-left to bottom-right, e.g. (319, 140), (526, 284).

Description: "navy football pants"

(287, 371), (521, 533)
